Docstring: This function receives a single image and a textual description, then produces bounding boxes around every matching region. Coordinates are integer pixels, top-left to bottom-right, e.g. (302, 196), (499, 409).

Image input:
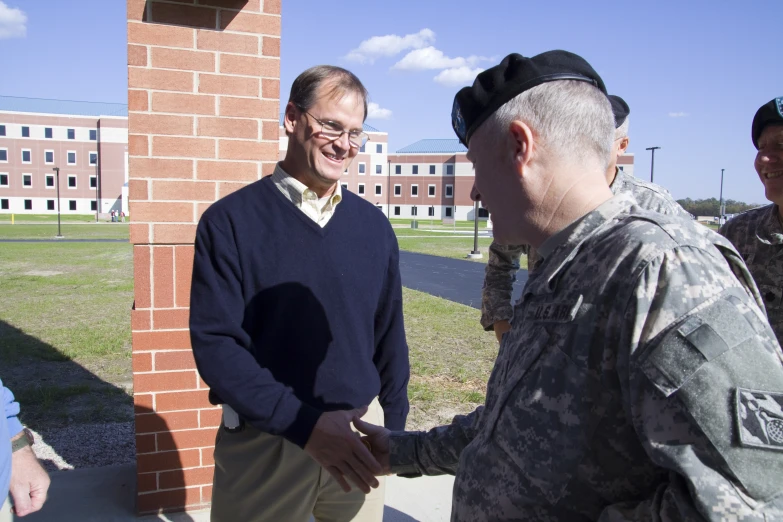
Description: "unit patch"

(736, 388), (783, 451)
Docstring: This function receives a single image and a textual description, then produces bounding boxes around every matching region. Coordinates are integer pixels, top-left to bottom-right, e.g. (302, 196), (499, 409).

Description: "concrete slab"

(17, 465), (454, 522)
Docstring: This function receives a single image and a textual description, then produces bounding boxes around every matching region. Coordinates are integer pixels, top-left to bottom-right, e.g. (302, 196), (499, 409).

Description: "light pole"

(467, 200), (482, 259)
(719, 168), (725, 225)
(52, 167), (62, 238)
(646, 146), (661, 183)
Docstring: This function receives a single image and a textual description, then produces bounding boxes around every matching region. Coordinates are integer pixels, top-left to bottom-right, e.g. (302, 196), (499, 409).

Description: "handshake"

(303, 407), (394, 494)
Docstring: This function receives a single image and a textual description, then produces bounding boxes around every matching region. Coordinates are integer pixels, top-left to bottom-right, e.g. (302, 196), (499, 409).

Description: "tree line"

(676, 198), (765, 217)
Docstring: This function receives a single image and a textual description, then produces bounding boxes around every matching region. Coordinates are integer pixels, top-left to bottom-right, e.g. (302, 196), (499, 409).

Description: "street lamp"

(646, 146), (661, 183)
(52, 167), (62, 238)
(719, 168), (725, 225)
(467, 200), (482, 259)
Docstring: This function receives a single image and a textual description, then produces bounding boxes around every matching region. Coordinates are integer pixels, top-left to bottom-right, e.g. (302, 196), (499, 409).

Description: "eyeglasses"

(300, 109), (369, 149)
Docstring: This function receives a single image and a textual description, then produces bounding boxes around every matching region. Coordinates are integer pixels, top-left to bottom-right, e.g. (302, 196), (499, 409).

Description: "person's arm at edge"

(480, 242), (523, 331)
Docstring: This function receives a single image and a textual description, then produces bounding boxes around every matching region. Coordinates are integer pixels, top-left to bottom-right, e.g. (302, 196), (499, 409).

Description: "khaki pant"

(211, 399), (385, 522)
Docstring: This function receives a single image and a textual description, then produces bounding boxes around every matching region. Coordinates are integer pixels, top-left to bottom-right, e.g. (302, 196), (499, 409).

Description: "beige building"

(0, 96), (128, 216)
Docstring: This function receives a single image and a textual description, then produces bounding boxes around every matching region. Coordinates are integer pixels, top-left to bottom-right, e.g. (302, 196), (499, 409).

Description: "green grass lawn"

(390, 218), (488, 230)
(0, 214), (119, 223)
(0, 223), (129, 240)
(0, 243), (134, 428)
(0, 240), (498, 433)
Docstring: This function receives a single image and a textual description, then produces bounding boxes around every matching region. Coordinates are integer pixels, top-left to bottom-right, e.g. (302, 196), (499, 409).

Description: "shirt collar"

(272, 162), (342, 208)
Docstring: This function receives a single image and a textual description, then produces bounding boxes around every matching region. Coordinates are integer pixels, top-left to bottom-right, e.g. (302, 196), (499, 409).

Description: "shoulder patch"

(736, 388), (783, 451)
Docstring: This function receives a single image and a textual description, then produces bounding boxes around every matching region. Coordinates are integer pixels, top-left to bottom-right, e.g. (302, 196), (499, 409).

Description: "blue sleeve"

(3, 384), (22, 438)
(373, 227), (411, 431)
(189, 215), (322, 448)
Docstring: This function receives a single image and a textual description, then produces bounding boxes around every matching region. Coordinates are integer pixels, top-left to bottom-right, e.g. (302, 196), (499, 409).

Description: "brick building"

(0, 96), (128, 216)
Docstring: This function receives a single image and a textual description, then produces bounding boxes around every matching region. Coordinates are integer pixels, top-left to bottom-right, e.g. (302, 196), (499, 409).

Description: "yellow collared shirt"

(271, 163), (342, 227)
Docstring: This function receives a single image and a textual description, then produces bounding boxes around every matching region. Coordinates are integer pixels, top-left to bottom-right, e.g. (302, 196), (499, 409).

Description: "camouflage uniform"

(720, 204), (783, 343)
(392, 193), (783, 521)
(480, 169), (691, 330)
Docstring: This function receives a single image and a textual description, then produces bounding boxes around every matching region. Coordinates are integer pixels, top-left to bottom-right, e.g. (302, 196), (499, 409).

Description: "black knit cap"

(451, 50), (607, 146)
(608, 95), (629, 128)
(752, 97), (783, 149)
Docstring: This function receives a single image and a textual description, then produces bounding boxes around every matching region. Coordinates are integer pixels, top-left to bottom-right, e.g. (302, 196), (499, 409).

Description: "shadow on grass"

(0, 320), (195, 520)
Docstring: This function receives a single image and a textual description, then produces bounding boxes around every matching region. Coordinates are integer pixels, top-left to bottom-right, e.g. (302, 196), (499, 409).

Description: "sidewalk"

(19, 465), (454, 522)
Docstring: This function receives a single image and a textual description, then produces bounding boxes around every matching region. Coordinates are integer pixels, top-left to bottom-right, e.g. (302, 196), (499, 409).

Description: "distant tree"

(676, 198), (763, 217)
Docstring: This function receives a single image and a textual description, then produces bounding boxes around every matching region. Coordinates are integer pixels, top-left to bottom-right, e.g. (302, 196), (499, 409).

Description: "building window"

(412, 165), (418, 175)
(394, 184), (401, 196)
(411, 206), (418, 216)
(343, 168), (348, 175)
(395, 165), (401, 175)
(67, 128), (75, 140)
(358, 183), (365, 195)
(445, 207), (453, 218)
(0, 199), (8, 210)
(446, 164), (454, 175)
(67, 152), (76, 165)
(0, 149), (6, 162)
(0, 174), (6, 187)
(90, 176), (97, 189)
(618, 166), (624, 171)
(89, 152), (97, 166)
(69, 200), (77, 211)
(394, 206), (400, 216)
(428, 206), (435, 217)
(46, 174), (54, 188)
(90, 129), (97, 141)
(0, 125), (5, 136)
(360, 144), (365, 153)
(375, 164), (382, 174)
(45, 151), (54, 164)
(478, 207), (489, 218)
(22, 174), (32, 187)
(445, 184), (453, 198)
(411, 185), (418, 197)
(376, 144), (382, 153)
(68, 175), (77, 188)
(91, 201), (97, 211)
(21, 149), (31, 163)
(341, 183), (348, 191)
(429, 165), (436, 175)
(428, 185), (436, 197)
(45, 127), (53, 139)
(358, 163), (365, 174)
(47, 200), (55, 210)
(24, 199), (32, 210)
(375, 184), (382, 196)
(21, 126), (29, 138)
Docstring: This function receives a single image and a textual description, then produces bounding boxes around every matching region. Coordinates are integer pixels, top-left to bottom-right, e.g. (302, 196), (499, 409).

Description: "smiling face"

(755, 125), (783, 206)
(283, 82), (365, 195)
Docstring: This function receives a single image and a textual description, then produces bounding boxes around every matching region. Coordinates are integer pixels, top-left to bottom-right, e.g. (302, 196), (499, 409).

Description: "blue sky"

(1, 0), (780, 204)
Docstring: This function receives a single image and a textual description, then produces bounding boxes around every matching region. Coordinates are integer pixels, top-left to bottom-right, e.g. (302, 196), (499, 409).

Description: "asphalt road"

(399, 251), (527, 310)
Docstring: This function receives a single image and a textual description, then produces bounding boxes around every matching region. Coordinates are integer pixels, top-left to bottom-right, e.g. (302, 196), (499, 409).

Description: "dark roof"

(396, 139), (467, 154)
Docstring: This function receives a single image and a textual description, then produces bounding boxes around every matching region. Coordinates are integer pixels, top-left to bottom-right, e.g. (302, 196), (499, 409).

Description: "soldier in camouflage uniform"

(481, 95), (691, 340)
(720, 97), (783, 343)
(355, 52), (783, 521)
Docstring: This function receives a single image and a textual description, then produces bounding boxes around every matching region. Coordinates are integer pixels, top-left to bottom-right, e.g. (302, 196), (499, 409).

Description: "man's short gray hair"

(483, 80), (615, 169)
(615, 117), (629, 140)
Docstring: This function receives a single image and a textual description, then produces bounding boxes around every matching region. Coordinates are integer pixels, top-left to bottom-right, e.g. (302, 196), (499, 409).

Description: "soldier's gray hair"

(483, 80), (615, 169)
(615, 117), (629, 140)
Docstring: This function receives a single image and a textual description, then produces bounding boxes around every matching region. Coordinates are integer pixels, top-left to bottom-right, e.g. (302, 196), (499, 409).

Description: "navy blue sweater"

(189, 176), (410, 448)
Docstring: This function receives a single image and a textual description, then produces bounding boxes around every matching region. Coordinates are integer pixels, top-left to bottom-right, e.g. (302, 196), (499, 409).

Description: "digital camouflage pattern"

(480, 169), (691, 330)
(720, 204), (783, 344)
(391, 193), (783, 521)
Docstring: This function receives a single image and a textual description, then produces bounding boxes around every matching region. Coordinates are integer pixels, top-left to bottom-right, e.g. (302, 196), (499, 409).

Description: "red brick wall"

(127, 0), (280, 514)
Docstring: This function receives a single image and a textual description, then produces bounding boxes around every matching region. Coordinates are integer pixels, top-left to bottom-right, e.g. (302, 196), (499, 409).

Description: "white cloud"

(344, 29), (435, 64)
(367, 102), (392, 120)
(0, 1), (26, 39)
(392, 47), (491, 71)
(434, 66), (484, 87)
(668, 112), (689, 118)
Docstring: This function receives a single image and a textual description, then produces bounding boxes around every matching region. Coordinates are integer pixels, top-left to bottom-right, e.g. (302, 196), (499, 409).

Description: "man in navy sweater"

(190, 65), (410, 522)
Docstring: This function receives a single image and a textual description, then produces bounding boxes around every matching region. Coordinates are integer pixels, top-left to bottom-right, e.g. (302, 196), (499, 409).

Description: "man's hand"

(494, 320), (511, 343)
(353, 417), (391, 475)
(304, 408), (382, 494)
(9, 445), (50, 517)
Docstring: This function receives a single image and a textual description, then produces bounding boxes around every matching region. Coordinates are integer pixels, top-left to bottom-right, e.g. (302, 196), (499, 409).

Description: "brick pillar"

(127, 0), (281, 514)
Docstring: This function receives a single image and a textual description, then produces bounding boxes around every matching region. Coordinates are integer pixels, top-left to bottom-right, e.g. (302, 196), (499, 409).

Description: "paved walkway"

(20, 465), (454, 521)
(399, 251), (526, 309)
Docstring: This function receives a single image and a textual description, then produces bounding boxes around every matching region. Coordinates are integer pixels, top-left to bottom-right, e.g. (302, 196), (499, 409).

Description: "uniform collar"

(755, 204), (783, 245)
(271, 163), (343, 208)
